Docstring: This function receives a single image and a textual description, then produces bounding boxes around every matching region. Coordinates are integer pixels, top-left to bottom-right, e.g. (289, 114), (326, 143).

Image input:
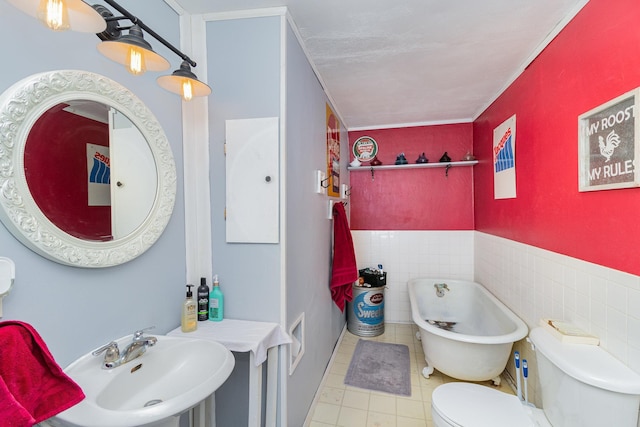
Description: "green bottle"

(208, 275), (224, 321)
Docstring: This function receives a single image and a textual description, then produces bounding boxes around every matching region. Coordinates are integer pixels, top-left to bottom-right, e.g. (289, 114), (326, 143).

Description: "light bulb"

(181, 79), (193, 101)
(37, 0), (70, 31)
(126, 47), (146, 75)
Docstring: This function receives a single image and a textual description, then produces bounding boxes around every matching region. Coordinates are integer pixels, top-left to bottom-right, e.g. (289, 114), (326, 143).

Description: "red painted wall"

(473, 0), (640, 275)
(348, 124), (474, 230)
(24, 104), (111, 241)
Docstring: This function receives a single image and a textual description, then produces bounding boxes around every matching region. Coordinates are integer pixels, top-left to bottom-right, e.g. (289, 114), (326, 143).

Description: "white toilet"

(431, 327), (640, 427)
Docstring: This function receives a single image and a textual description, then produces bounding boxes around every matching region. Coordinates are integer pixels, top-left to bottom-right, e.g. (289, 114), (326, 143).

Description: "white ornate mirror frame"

(0, 70), (177, 267)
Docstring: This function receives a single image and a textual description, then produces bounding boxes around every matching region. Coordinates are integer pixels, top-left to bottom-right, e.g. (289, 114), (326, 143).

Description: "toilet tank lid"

(530, 327), (640, 394)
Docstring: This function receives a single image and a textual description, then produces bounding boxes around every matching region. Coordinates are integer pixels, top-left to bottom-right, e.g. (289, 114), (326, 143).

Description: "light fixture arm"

(97, 0), (197, 68)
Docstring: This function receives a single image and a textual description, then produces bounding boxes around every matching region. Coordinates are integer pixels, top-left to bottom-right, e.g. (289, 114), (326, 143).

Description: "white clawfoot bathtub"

(408, 278), (527, 385)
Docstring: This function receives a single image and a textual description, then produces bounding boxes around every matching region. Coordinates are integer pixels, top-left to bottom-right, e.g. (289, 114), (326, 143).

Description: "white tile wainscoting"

(351, 231), (475, 324)
(351, 230), (640, 374)
(474, 231), (640, 374)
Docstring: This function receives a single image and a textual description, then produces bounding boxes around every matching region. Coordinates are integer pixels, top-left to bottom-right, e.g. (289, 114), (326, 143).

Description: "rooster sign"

(598, 130), (621, 162)
(579, 89), (640, 191)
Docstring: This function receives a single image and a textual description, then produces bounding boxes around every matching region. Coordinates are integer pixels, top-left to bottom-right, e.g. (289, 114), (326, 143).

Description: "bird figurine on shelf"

(395, 153), (408, 165)
(439, 152), (451, 163)
(416, 152), (429, 163)
(370, 156), (382, 166)
(462, 151), (475, 161)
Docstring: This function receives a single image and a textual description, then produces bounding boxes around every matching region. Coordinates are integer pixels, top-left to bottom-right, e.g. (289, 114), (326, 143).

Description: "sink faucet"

(93, 327), (158, 369)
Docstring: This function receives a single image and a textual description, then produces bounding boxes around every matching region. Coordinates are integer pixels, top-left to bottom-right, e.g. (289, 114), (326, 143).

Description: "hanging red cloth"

(330, 202), (358, 311)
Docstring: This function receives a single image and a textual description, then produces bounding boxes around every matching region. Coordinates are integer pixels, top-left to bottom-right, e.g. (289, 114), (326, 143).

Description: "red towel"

(330, 202), (358, 311)
(0, 321), (85, 426)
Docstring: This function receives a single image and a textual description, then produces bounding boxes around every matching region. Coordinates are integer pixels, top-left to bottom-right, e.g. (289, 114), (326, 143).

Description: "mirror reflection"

(23, 100), (157, 242)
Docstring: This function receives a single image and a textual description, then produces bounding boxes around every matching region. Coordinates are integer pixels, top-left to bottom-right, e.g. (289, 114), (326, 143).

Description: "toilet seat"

(431, 383), (550, 427)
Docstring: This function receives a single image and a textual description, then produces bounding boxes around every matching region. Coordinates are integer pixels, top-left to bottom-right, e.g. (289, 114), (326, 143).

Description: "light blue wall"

(204, 15), (347, 425)
(205, 16), (283, 426)
(0, 1), (187, 368)
(207, 17), (282, 322)
(284, 24), (348, 426)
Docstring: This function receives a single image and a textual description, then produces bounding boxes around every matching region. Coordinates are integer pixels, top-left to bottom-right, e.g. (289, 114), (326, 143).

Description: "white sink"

(52, 334), (235, 427)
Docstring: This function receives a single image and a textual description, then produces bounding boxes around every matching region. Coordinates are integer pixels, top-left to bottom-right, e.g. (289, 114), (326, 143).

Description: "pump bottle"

(208, 275), (224, 321)
(181, 284), (197, 332)
(197, 277), (209, 321)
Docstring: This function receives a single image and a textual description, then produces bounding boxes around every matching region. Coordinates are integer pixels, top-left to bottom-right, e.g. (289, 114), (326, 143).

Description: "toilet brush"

(514, 351), (522, 401)
(523, 359), (529, 405)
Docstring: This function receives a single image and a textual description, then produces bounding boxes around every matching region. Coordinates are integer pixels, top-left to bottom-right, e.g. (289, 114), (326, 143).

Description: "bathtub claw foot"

(422, 366), (434, 378)
(491, 376), (501, 386)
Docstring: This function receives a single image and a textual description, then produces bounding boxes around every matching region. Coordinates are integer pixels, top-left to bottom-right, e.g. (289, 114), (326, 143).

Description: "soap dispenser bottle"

(197, 277), (209, 321)
(181, 284), (197, 332)
(208, 275), (224, 321)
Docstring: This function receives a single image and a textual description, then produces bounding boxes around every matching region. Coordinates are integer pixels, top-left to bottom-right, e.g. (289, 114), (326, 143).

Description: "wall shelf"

(348, 160), (478, 171)
(349, 160), (477, 178)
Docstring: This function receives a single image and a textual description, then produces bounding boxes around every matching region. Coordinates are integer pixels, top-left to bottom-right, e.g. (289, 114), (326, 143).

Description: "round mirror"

(0, 70), (177, 267)
(24, 100), (158, 242)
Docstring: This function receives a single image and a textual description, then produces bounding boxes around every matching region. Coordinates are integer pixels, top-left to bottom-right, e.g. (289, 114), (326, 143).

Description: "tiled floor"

(305, 323), (515, 427)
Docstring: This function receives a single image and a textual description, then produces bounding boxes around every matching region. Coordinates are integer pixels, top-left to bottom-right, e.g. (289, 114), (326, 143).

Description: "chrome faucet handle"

(92, 341), (120, 363)
(132, 326), (156, 341)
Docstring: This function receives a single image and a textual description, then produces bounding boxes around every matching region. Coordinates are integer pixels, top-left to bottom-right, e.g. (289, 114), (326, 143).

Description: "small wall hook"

(315, 170), (327, 194)
(320, 176), (330, 188)
(340, 184), (351, 199)
(445, 164), (452, 177)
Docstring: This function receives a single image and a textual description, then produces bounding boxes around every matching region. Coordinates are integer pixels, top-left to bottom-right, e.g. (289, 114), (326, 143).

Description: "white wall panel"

(225, 117), (279, 243)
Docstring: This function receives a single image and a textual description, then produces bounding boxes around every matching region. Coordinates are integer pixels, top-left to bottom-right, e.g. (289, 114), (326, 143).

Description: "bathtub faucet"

(434, 283), (450, 297)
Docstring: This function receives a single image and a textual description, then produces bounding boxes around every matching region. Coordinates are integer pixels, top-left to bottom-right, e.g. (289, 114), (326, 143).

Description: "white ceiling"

(171, 0), (588, 130)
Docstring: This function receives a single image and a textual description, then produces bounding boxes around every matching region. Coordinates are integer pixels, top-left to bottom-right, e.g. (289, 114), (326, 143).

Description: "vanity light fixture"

(6, 0), (211, 101)
(157, 61), (212, 101)
(93, 0), (211, 99)
(96, 23), (170, 75)
(5, 0), (106, 33)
